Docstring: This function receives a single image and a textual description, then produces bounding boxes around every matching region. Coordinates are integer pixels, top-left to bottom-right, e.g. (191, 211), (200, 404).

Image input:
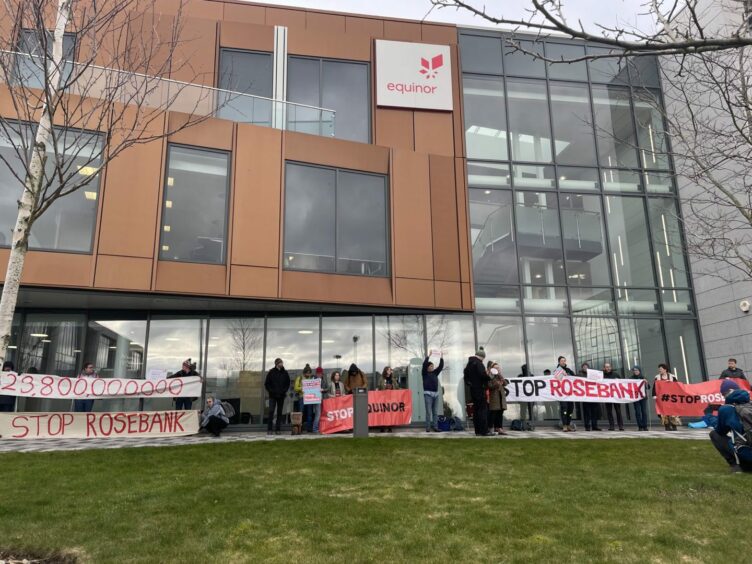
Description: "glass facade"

(460, 29), (705, 415)
(216, 49), (273, 125)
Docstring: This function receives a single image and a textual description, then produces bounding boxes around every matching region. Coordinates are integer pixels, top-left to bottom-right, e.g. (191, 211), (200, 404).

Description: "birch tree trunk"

(0, 0), (72, 366)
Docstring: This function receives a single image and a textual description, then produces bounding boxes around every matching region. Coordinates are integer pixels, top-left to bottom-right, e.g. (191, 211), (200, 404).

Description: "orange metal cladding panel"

(392, 150), (433, 280)
(232, 124), (282, 268)
(167, 115), (233, 151)
(230, 265), (278, 298)
(374, 109), (414, 151)
(220, 21), (274, 51)
(284, 132), (388, 174)
(266, 7), (307, 29)
(22, 252), (93, 287)
(455, 157), (472, 283)
(421, 24), (458, 45)
(383, 21), (422, 42)
(169, 16), (217, 86)
(345, 16), (384, 38)
(281, 271), (393, 306)
(159, 0), (223, 19)
(435, 280), (462, 309)
(0, 249), (8, 281)
(94, 256), (152, 291)
(450, 44), (466, 158)
(461, 282), (473, 310)
(288, 28), (370, 61)
(155, 261), (226, 295)
(222, 3), (266, 24)
(429, 155), (461, 282)
(395, 278), (435, 308)
(414, 111), (455, 157)
(305, 12), (346, 34)
(98, 140), (163, 258)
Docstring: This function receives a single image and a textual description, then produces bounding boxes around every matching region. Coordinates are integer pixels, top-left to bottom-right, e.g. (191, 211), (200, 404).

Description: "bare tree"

(0, 0), (221, 365)
(227, 319), (263, 372)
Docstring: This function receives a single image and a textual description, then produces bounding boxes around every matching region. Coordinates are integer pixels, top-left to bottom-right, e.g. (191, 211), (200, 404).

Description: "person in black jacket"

(422, 352), (444, 432)
(556, 356), (576, 432)
(464, 347), (493, 436)
(602, 363), (624, 431)
(0, 361), (16, 412)
(168, 359), (200, 410)
(265, 358), (291, 435)
(579, 362), (602, 431)
(719, 358), (747, 381)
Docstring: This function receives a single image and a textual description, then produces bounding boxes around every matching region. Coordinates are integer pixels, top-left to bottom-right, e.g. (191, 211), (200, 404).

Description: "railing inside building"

(0, 50), (336, 137)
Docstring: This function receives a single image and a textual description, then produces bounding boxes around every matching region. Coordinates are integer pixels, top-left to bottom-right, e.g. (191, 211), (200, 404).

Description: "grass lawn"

(1, 438), (751, 563)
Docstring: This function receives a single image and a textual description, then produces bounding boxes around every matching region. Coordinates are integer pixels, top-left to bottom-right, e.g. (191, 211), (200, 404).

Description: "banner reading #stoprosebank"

(505, 376), (647, 403)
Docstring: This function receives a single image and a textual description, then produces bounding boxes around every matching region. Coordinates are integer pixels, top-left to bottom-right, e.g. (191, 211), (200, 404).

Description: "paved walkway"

(0, 426), (709, 453)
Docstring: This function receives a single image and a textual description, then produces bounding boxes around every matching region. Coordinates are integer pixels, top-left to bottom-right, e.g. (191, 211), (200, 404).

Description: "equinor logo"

(419, 54), (444, 79)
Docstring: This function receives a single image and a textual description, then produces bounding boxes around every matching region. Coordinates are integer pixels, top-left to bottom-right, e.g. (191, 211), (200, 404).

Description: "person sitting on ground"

(422, 352), (444, 433)
(487, 362), (508, 436)
(709, 379), (752, 473)
(328, 371), (346, 398)
(653, 363), (680, 431)
(720, 358), (747, 381)
(345, 363), (367, 394)
(201, 396), (229, 437)
(378, 366), (400, 433)
(0, 361), (16, 413)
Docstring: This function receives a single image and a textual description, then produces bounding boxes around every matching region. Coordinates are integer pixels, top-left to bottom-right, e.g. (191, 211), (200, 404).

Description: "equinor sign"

(376, 40), (453, 111)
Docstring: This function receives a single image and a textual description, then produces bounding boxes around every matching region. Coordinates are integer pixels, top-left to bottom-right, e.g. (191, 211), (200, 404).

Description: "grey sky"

(254, 0), (655, 34)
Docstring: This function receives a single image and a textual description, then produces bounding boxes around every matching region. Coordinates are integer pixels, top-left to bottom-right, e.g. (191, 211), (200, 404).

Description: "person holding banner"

(73, 362), (99, 413)
(168, 359), (200, 411)
(345, 363), (368, 394)
(579, 363), (602, 431)
(720, 358), (747, 381)
(555, 356), (576, 432)
(328, 371), (346, 398)
(709, 379), (752, 473)
(631, 366), (650, 431)
(379, 366), (400, 432)
(653, 363), (680, 431)
(201, 396), (229, 437)
(422, 352), (444, 433)
(464, 347), (492, 436)
(307, 367), (325, 434)
(0, 361), (16, 412)
(602, 363), (625, 431)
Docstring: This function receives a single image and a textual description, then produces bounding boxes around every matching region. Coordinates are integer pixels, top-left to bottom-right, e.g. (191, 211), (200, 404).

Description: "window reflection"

(470, 189), (518, 285)
(592, 85), (639, 168)
(573, 316), (622, 373)
(664, 319), (703, 383)
(426, 315), (473, 422)
(648, 198), (689, 288)
(375, 315), (425, 409)
(321, 316), (374, 383)
(604, 196), (656, 287)
(507, 79), (552, 162)
(515, 191), (565, 285)
(634, 89), (670, 170)
(217, 49), (273, 125)
(621, 318), (666, 372)
(463, 76), (508, 161)
(560, 193), (610, 286)
(550, 82), (596, 165)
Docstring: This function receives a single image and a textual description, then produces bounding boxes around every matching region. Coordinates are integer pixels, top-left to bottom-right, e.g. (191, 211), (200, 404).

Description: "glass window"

(648, 198), (689, 288)
(628, 56), (661, 87)
(664, 319), (703, 384)
(592, 86), (639, 168)
(469, 189), (518, 285)
(474, 285), (521, 313)
(524, 316), (574, 376)
(643, 171), (674, 194)
(560, 194), (611, 286)
(283, 163), (389, 277)
(205, 318), (265, 425)
(558, 167), (599, 191)
(286, 57), (321, 136)
(322, 316), (374, 378)
(217, 49), (273, 125)
(620, 318), (666, 373)
(375, 315), (425, 394)
(549, 82), (597, 166)
(573, 316), (623, 373)
(2, 315), (23, 372)
(503, 40), (545, 77)
(602, 169), (641, 192)
(634, 89), (670, 170)
(507, 79), (552, 162)
(459, 34), (502, 75)
(159, 146), (230, 265)
(616, 288), (660, 315)
(515, 191), (565, 285)
(513, 164), (555, 190)
(288, 57), (370, 143)
(545, 43), (588, 81)
(661, 289), (694, 316)
(476, 314), (526, 417)
(15, 30), (76, 89)
(463, 76), (508, 161)
(522, 285), (568, 314)
(570, 287), (615, 316)
(467, 162), (510, 189)
(587, 47), (628, 84)
(604, 196), (656, 287)
(0, 125), (103, 252)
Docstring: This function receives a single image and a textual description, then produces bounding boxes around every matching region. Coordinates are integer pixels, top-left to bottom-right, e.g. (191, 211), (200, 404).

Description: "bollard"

(353, 387), (369, 437)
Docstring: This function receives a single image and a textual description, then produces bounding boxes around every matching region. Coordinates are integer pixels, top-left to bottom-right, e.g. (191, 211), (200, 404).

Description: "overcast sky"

(254, 0), (655, 34)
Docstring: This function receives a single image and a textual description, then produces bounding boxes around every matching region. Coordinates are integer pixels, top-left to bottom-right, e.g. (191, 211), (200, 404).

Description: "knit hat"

(721, 379), (740, 396)
(631, 365), (642, 372)
(273, 358), (283, 366)
(315, 366), (324, 375)
(476, 347), (486, 359)
(303, 364), (312, 375)
(348, 363), (359, 375)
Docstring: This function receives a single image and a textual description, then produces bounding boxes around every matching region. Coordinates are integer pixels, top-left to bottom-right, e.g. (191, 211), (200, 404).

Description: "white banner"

(0, 372), (202, 400)
(0, 410), (199, 439)
(505, 376), (646, 403)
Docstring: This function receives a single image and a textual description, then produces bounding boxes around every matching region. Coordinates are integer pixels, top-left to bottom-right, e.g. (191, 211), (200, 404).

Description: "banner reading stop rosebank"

(505, 376), (647, 403)
(0, 371), (202, 400)
(0, 410), (199, 439)
(320, 390), (412, 434)
(654, 378), (751, 416)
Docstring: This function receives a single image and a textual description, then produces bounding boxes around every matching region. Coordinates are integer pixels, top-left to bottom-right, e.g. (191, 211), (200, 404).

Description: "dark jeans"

(174, 398), (193, 410)
(203, 415), (228, 436)
(267, 396), (285, 431)
(74, 399), (94, 412)
(488, 409), (504, 429)
(472, 392), (489, 435)
(582, 402), (600, 430)
(559, 401), (574, 426)
(605, 403), (624, 429)
(709, 430), (752, 470)
(633, 398), (648, 428)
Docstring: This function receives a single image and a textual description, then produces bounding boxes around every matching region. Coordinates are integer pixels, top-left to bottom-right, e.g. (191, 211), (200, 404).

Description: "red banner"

(319, 390), (412, 434)
(654, 378), (750, 416)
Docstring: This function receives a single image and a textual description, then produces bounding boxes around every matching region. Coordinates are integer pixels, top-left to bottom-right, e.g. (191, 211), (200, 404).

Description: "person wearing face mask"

(265, 358), (290, 436)
(378, 366), (400, 433)
(487, 361), (508, 436)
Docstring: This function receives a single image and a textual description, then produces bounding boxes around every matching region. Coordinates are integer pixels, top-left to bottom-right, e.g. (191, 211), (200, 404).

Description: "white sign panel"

(376, 40), (453, 111)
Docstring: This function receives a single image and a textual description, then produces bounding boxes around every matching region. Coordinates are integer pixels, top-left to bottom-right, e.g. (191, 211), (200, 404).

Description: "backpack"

(511, 419), (523, 431)
(221, 401), (236, 419)
(733, 404), (752, 450)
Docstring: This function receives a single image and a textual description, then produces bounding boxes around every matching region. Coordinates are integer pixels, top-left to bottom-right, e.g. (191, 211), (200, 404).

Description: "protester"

(378, 366), (400, 433)
(464, 347), (492, 436)
(422, 352), (444, 433)
(168, 359), (199, 411)
(602, 362), (624, 431)
(709, 379), (752, 473)
(328, 371), (346, 398)
(653, 363), (680, 431)
(555, 356), (576, 432)
(294, 364), (313, 427)
(0, 361), (15, 413)
(308, 367), (325, 434)
(201, 396), (229, 437)
(720, 358), (747, 380)
(579, 362), (601, 431)
(73, 361), (100, 413)
(265, 358), (290, 436)
(518, 364), (535, 422)
(345, 363), (367, 393)
(631, 365), (649, 431)
(487, 362), (508, 436)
